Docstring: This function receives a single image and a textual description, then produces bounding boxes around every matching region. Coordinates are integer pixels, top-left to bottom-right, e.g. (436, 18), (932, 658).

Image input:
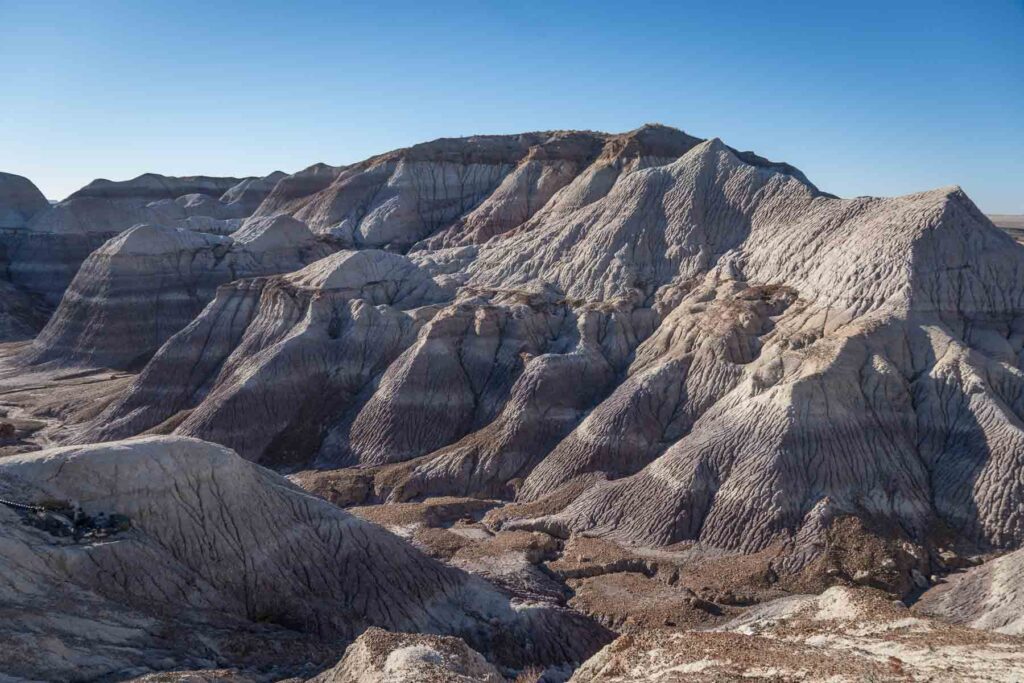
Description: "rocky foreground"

(1, 125), (1023, 681)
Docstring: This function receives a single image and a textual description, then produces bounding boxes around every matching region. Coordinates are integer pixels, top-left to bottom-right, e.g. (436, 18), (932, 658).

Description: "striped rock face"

(19, 218), (332, 369)
(0, 171), (286, 309)
(2, 124), (1023, 680)
(75, 130), (1024, 566)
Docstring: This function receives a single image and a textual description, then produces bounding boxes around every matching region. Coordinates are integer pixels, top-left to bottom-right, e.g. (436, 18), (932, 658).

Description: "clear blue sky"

(2, 0), (1021, 212)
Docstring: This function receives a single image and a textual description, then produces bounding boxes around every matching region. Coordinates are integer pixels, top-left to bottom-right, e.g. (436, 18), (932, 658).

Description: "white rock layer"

(0, 436), (608, 680)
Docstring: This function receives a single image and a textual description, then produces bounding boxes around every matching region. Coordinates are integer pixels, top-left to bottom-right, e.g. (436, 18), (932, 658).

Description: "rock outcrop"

(80, 249), (447, 458)
(250, 125), (766, 251)
(219, 171), (289, 212)
(24, 173), (257, 237)
(68, 174), (245, 201)
(254, 134), (548, 250)
(251, 125), (821, 257)
(0, 227), (114, 305)
(508, 181), (1024, 564)
(310, 628), (503, 683)
(0, 436), (608, 681)
(914, 549), (1024, 635)
(7, 124), (1024, 681)
(20, 217), (332, 369)
(0, 173), (56, 338)
(461, 137), (811, 301)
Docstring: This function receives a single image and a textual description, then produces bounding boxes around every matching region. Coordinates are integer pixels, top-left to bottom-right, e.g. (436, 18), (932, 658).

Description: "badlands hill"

(72, 132), (1024, 558)
(0, 124), (1022, 681)
(0, 437), (606, 680)
(0, 170), (285, 312)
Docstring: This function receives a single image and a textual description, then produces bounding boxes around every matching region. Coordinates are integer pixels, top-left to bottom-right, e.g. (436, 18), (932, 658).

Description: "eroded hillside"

(1, 125), (1022, 682)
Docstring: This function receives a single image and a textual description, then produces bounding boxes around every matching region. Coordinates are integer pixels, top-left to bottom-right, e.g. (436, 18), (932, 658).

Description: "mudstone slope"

(0, 437), (606, 681)
(73, 129), (1024, 568)
(569, 586), (1024, 682)
(2, 124), (1023, 681)
(0, 170), (285, 310)
(19, 216), (332, 369)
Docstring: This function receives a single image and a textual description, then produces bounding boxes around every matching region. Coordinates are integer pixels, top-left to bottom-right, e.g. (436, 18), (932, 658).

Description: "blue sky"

(1, 0), (1021, 212)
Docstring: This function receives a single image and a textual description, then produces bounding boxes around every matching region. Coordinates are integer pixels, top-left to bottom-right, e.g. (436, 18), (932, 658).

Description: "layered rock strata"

(21, 216), (331, 369)
(0, 171), (286, 305)
(40, 127), (1024, 577)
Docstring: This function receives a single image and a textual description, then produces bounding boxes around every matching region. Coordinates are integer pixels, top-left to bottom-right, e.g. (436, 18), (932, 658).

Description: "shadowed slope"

(56, 127), (1024, 579)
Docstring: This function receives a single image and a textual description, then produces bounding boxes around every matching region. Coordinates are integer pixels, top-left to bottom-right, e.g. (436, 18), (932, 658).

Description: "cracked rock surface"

(0, 436), (608, 681)
(569, 586), (1024, 682)
(2, 124), (1024, 680)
